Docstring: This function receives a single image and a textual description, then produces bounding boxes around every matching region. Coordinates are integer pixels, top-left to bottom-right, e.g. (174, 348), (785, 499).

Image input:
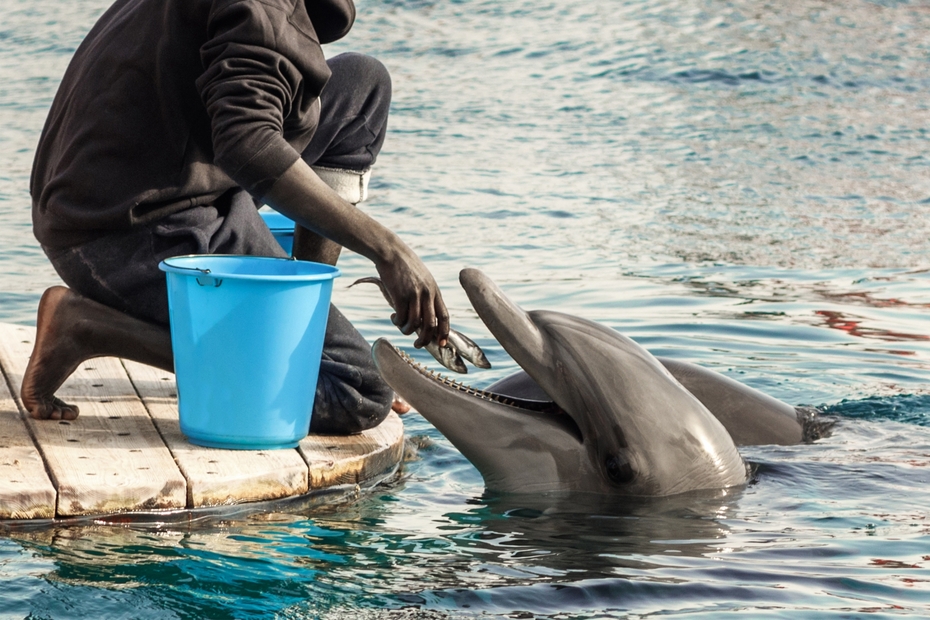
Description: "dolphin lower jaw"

(373, 339), (570, 417)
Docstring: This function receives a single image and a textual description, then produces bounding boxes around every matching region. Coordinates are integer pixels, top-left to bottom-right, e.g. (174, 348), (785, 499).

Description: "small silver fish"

(350, 276), (491, 374)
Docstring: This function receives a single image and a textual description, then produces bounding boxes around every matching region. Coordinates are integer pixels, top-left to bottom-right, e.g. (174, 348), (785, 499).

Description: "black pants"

(43, 53), (395, 435)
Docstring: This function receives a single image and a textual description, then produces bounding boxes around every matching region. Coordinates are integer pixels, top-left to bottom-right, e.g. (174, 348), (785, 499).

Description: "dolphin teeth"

(395, 343), (534, 407)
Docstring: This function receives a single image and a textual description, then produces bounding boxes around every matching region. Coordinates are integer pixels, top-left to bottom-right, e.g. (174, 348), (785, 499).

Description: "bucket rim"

(159, 254), (340, 282)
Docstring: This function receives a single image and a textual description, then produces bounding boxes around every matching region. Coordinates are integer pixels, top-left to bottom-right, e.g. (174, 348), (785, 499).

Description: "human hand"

(371, 255), (451, 349)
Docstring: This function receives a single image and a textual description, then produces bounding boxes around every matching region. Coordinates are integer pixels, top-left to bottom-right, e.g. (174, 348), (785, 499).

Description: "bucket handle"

(170, 265), (223, 288)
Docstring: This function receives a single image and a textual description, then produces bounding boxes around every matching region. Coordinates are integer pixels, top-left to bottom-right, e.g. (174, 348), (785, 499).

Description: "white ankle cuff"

(311, 166), (371, 204)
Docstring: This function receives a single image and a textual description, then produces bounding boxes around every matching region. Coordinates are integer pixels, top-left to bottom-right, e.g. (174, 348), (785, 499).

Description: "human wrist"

(365, 227), (414, 269)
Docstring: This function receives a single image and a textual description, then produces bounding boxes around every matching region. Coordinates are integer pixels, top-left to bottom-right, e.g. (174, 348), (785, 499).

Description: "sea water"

(1, 0), (929, 617)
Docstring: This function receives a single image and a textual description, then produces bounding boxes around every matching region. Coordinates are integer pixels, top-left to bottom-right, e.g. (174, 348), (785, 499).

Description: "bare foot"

(21, 287), (88, 420)
(391, 394), (411, 414)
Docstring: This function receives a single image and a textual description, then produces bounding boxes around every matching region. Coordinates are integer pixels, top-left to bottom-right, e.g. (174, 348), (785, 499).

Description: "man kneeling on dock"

(24, 0), (448, 433)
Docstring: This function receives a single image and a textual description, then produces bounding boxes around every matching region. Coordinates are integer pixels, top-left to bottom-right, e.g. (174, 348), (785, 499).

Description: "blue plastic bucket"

(260, 210), (295, 255)
(159, 255), (340, 449)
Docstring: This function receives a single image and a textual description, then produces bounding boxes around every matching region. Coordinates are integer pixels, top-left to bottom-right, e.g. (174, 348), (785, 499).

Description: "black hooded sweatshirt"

(31, 0), (355, 249)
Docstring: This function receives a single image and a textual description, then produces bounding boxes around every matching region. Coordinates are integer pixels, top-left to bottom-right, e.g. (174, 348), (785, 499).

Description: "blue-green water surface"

(1, 0), (930, 617)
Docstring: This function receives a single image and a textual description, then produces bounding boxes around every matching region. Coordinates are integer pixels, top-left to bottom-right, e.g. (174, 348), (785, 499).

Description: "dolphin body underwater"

(371, 269), (830, 497)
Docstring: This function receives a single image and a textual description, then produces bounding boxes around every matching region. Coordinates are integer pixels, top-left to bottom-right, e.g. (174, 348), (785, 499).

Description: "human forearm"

(262, 158), (398, 264)
(261, 159), (450, 347)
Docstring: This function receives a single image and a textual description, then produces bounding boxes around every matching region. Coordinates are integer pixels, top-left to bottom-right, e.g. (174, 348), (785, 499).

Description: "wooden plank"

(0, 361), (56, 519)
(300, 412), (405, 488)
(122, 360), (309, 507)
(0, 324), (186, 517)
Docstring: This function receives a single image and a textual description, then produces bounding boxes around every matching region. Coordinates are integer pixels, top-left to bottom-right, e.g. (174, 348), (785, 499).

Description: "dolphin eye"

(605, 455), (635, 485)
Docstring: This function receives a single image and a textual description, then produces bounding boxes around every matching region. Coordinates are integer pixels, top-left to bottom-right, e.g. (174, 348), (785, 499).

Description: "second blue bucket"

(260, 210), (295, 255)
(159, 255), (340, 449)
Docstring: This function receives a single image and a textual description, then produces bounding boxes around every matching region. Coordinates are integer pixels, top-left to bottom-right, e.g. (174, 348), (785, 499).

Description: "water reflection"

(814, 310), (930, 344)
(442, 489), (740, 575)
(5, 486), (741, 597)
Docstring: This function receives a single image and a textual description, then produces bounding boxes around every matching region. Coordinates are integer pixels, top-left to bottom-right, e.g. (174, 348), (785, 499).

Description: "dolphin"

(373, 268), (758, 496)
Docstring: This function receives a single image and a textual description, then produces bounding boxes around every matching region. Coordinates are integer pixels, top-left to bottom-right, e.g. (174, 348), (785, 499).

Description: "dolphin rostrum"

(372, 269), (757, 496)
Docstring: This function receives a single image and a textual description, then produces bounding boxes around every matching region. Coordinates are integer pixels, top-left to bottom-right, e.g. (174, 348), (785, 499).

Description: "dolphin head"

(373, 268), (749, 496)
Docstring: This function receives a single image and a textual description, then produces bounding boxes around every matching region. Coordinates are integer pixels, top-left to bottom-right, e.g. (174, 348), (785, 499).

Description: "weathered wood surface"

(0, 323), (404, 521)
(0, 323), (187, 516)
(301, 412), (405, 489)
(122, 359), (310, 507)
(0, 360), (56, 519)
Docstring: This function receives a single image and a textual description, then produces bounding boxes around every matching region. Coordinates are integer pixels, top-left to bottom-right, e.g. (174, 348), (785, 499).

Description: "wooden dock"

(0, 322), (404, 522)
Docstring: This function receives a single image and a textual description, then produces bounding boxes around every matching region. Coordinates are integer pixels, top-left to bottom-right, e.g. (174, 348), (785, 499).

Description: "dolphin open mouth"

(378, 342), (560, 412)
(372, 338), (580, 436)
